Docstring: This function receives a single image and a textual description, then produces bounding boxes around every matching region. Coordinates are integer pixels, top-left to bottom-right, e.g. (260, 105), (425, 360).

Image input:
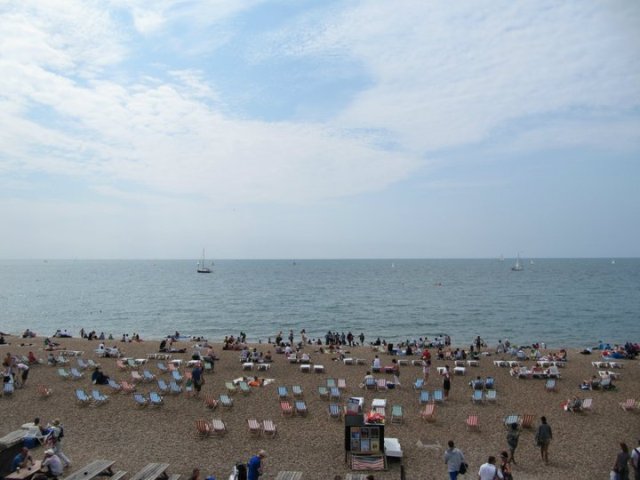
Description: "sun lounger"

(313, 364), (325, 373)
(195, 419), (212, 437)
(391, 405), (403, 424)
(220, 394), (233, 408)
(454, 366), (466, 376)
(295, 400), (308, 416)
(91, 389), (109, 405)
(466, 414), (480, 431)
(328, 403), (343, 419)
(247, 419), (261, 436)
(149, 391), (163, 406)
(280, 400), (294, 416)
(300, 364), (311, 373)
(203, 394), (218, 409)
(419, 391), (430, 404)
(75, 388), (91, 405)
(420, 403), (436, 422)
(262, 419), (277, 437)
(133, 393), (148, 407)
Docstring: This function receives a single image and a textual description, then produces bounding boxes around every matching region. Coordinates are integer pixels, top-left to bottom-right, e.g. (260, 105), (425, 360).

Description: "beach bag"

(458, 462), (468, 475)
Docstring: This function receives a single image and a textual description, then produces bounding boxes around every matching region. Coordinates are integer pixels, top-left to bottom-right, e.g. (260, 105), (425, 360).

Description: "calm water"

(1, 259), (638, 347)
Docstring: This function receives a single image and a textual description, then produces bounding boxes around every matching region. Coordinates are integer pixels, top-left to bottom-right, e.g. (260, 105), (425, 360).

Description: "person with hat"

(48, 419), (71, 468)
(38, 449), (63, 478)
(247, 450), (266, 480)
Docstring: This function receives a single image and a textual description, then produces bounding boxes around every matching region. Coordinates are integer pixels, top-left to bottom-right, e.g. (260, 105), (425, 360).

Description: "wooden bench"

(110, 471), (127, 480)
(129, 463), (170, 480)
(0, 430), (26, 449)
(64, 460), (115, 480)
(275, 472), (302, 480)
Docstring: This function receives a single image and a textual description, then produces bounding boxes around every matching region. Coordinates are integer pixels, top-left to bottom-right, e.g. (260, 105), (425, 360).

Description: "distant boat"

(530, 260), (534, 265)
(197, 249), (212, 273)
(611, 259), (616, 265)
(511, 253), (524, 271)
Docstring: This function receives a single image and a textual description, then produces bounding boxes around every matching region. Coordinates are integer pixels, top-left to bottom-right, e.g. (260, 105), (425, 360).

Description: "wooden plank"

(63, 460), (115, 480)
(275, 472), (303, 480)
(129, 463), (169, 480)
(0, 430), (26, 449)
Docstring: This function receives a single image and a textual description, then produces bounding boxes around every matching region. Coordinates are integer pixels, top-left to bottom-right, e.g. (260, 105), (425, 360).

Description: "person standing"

(631, 439), (640, 480)
(422, 358), (430, 383)
(443, 440), (465, 480)
(614, 443), (631, 480)
(247, 450), (266, 480)
(191, 362), (204, 397)
(506, 422), (520, 464)
(535, 416), (552, 464)
(442, 365), (451, 399)
(499, 451), (513, 480)
(48, 419), (70, 468)
(478, 456), (503, 480)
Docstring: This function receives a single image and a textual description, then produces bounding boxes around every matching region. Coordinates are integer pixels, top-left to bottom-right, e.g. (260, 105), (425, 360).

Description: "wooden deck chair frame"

(620, 399), (637, 411)
(262, 419), (277, 437)
(220, 394), (233, 408)
(203, 394), (218, 409)
(292, 385), (303, 397)
(391, 405), (403, 424)
(247, 419), (261, 436)
(466, 414), (480, 431)
(195, 419), (212, 437)
(421, 403), (436, 422)
(521, 414), (534, 429)
(419, 391), (430, 404)
(328, 403), (343, 420)
(280, 400), (294, 417)
(295, 400), (308, 416)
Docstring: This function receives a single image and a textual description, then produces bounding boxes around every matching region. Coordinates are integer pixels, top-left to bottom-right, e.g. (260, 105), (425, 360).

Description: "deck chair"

(225, 382), (237, 395)
(277, 386), (289, 399)
(318, 386), (329, 399)
(149, 391), (163, 406)
(3, 382), (15, 396)
(203, 394), (218, 409)
(116, 359), (128, 371)
(219, 394), (233, 408)
(204, 361), (213, 373)
(433, 390), (444, 403)
(280, 400), (293, 416)
(108, 379), (122, 393)
(70, 367), (84, 380)
(420, 403), (436, 422)
(391, 405), (403, 424)
(486, 390), (497, 403)
(581, 398), (593, 411)
(328, 403), (343, 420)
(131, 371), (144, 383)
(247, 419), (261, 436)
(545, 379), (557, 392)
(472, 390), (484, 403)
(87, 359), (100, 369)
(171, 370), (183, 383)
(77, 358), (89, 370)
(485, 377), (495, 389)
(157, 362), (168, 373)
(365, 377), (377, 390)
(169, 380), (182, 394)
(326, 378), (337, 389)
(292, 385), (303, 397)
(376, 378), (387, 391)
(91, 389), (109, 405)
(239, 381), (251, 395)
(133, 393), (148, 407)
(143, 370), (155, 382)
(413, 378), (424, 390)
(419, 391), (430, 404)
(55, 355), (68, 365)
(37, 384), (53, 398)
(521, 414), (534, 429)
(466, 414), (480, 431)
(262, 419), (277, 437)
(337, 378), (347, 389)
(330, 387), (341, 401)
(620, 399), (637, 411)
(120, 381), (136, 394)
(58, 368), (71, 380)
(547, 366), (561, 378)
(504, 414), (521, 428)
(157, 379), (169, 394)
(195, 419), (211, 437)
(295, 400), (308, 416)
(126, 359), (138, 369)
(75, 388), (91, 405)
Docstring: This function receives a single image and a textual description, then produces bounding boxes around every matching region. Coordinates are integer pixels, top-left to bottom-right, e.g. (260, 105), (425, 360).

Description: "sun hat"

(44, 449), (54, 455)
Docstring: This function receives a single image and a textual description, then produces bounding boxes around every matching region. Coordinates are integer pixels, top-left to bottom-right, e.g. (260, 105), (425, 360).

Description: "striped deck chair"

(328, 403), (343, 420)
(77, 358), (89, 370)
(391, 405), (403, 424)
(116, 360), (128, 371)
(504, 414), (521, 428)
(365, 377), (376, 390)
(70, 368), (84, 380)
(466, 414), (480, 431)
(108, 379), (122, 393)
(120, 381), (136, 394)
(620, 399), (637, 411)
(262, 419), (277, 437)
(37, 384), (53, 398)
(55, 355), (69, 365)
(292, 385), (303, 397)
(171, 370), (183, 383)
(376, 378), (387, 391)
(91, 389), (109, 405)
(75, 388), (91, 406)
(220, 394), (233, 408)
(545, 379), (557, 392)
(337, 378), (347, 390)
(131, 371), (144, 383)
(195, 419), (212, 437)
(169, 380), (182, 394)
(413, 378), (424, 390)
(239, 381), (251, 395)
(157, 362), (168, 373)
(203, 394), (218, 409)
(318, 386), (329, 399)
(295, 400), (308, 416)
(149, 391), (163, 406)
(87, 359), (100, 369)
(157, 379), (169, 394)
(330, 387), (341, 401)
(421, 403), (436, 422)
(127, 359), (138, 369)
(212, 418), (227, 435)
(486, 389), (497, 403)
(280, 400), (293, 416)
(471, 390), (484, 403)
(3, 382), (14, 396)
(433, 389), (444, 403)
(225, 382), (238, 395)
(133, 393), (148, 407)
(143, 370), (155, 382)
(581, 398), (593, 411)
(58, 368), (71, 380)
(326, 378), (337, 389)
(521, 414), (534, 429)
(277, 386), (289, 399)
(419, 391), (430, 404)
(247, 418), (261, 436)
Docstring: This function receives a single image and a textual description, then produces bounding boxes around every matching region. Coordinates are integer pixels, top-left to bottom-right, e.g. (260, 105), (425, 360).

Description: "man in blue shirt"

(12, 447), (33, 471)
(247, 450), (266, 480)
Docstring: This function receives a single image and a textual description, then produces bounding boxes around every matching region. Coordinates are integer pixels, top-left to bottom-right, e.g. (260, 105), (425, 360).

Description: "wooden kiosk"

(344, 398), (386, 471)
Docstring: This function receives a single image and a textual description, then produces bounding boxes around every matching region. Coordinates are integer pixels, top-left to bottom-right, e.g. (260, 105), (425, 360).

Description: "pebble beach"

(1, 335), (638, 480)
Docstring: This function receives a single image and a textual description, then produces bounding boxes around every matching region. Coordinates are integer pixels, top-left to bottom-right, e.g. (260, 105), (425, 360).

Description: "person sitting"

(248, 376), (263, 387)
(35, 449), (63, 479)
(470, 376), (484, 390)
(28, 351), (38, 365)
(46, 353), (56, 366)
(12, 447), (34, 472)
(566, 396), (583, 412)
(159, 340), (167, 352)
(91, 367), (110, 385)
(372, 355), (381, 372)
(263, 351), (273, 363)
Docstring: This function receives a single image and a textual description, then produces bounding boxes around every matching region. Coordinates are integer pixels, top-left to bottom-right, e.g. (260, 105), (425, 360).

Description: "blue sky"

(1, 0), (639, 259)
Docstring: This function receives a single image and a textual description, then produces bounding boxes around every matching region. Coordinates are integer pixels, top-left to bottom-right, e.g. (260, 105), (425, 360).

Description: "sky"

(1, 0), (639, 260)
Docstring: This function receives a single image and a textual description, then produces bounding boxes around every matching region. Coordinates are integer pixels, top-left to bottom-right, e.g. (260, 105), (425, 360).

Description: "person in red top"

(422, 348), (431, 361)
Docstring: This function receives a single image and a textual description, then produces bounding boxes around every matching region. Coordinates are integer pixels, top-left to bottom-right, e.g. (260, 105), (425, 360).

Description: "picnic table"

(275, 472), (302, 480)
(129, 463), (170, 480)
(5, 461), (42, 480)
(63, 460), (115, 480)
(0, 430), (27, 450)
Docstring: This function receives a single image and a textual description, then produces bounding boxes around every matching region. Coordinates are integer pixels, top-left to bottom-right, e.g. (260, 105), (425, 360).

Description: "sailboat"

(511, 253), (523, 271)
(197, 249), (212, 273)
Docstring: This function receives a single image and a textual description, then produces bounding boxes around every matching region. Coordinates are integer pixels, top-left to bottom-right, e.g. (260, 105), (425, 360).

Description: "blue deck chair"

(4, 382), (15, 396)
(239, 381), (251, 395)
(326, 378), (337, 388)
(545, 379), (557, 392)
(143, 370), (155, 382)
(295, 400), (308, 416)
(157, 379), (169, 393)
(486, 390), (497, 402)
(58, 368), (71, 380)
(413, 378), (424, 390)
(107, 379), (122, 392)
(70, 368), (83, 380)
(318, 386), (329, 399)
(219, 394), (233, 408)
(149, 391), (163, 406)
(328, 403), (342, 419)
(171, 370), (183, 383)
(472, 390), (484, 403)
(169, 380), (182, 394)
(277, 386), (289, 399)
(75, 388), (91, 405)
(419, 390), (430, 404)
(485, 377), (495, 389)
(133, 393), (148, 407)
(76, 358), (89, 370)
(292, 385), (303, 397)
(330, 387), (341, 401)
(157, 362), (168, 373)
(91, 389), (108, 405)
(433, 390), (444, 403)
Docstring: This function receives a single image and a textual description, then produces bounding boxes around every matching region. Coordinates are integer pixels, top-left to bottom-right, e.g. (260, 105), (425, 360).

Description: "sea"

(1, 259), (638, 348)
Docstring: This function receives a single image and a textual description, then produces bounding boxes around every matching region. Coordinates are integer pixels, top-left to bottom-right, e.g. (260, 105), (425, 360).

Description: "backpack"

(57, 425), (64, 440)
